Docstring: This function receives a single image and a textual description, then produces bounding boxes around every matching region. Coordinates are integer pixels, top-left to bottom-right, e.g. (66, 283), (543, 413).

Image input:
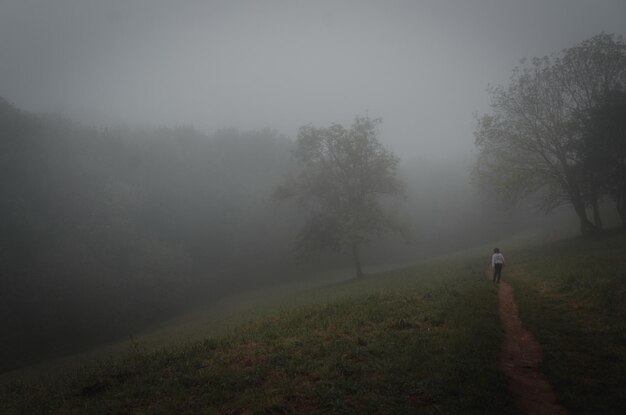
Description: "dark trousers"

(493, 263), (503, 282)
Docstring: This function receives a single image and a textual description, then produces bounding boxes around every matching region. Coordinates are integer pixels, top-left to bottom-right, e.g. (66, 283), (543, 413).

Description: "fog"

(1, 1), (625, 372)
(2, 0), (624, 158)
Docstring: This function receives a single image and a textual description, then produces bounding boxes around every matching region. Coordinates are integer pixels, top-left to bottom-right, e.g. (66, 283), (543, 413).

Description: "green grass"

(1, 256), (514, 414)
(507, 229), (626, 415)
(7, 227), (626, 414)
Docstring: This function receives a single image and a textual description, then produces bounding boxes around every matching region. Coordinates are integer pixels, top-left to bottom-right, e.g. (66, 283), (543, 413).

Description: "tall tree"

(580, 88), (626, 226)
(275, 116), (406, 278)
(473, 33), (626, 235)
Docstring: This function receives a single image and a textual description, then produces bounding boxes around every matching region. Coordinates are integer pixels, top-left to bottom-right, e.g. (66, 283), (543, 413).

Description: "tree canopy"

(275, 116), (406, 278)
(473, 33), (626, 235)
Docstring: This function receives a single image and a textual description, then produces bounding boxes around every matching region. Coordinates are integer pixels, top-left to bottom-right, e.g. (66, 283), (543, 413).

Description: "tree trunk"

(571, 196), (596, 236)
(591, 193), (603, 232)
(617, 191), (626, 228)
(566, 174), (597, 235)
(351, 241), (364, 279)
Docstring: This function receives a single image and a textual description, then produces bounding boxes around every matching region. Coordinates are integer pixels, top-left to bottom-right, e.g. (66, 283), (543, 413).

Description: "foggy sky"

(1, 0), (625, 158)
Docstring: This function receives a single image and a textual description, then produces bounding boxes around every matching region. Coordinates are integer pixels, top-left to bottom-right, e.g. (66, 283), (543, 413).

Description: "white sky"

(1, 0), (625, 158)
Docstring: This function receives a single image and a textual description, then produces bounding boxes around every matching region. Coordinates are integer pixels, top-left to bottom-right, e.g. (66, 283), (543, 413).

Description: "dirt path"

(487, 267), (569, 414)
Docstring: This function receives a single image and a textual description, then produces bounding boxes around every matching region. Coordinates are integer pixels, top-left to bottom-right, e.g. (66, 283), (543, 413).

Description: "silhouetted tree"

(473, 33), (626, 235)
(275, 116), (406, 278)
(580, 88), (626, 226)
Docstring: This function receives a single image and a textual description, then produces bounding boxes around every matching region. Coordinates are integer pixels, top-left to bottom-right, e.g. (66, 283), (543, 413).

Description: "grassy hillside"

(508, 229), (626, 414)
(1, 253), (515, 414)
(3, 229), (625, 414)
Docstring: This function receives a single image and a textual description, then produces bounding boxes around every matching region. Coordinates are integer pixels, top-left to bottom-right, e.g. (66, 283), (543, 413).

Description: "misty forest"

(2, 2), (626, 414)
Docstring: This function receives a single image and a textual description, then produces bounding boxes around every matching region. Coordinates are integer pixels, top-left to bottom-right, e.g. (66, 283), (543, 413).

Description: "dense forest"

(0, 97), (563, 371)
(0, 97), (302, 370)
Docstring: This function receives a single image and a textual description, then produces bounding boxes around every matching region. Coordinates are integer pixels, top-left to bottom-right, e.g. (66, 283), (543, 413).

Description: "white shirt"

(492, 253), (505, 267)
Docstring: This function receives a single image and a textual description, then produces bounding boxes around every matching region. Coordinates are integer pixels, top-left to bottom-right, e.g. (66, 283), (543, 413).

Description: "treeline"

(0, 97), (299, 371)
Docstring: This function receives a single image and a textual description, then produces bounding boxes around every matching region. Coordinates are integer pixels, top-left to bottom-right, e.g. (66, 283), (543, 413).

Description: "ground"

(487, 265), (569, 415)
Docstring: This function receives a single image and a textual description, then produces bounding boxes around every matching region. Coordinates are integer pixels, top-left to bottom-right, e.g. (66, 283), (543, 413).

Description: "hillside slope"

(3, 230), (625, 414)
(507, 230), (626, 414)
(2, 254), (514, 414)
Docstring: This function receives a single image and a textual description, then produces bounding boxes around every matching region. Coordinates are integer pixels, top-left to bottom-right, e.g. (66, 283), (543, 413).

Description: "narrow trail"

(486, 267), (569, 415)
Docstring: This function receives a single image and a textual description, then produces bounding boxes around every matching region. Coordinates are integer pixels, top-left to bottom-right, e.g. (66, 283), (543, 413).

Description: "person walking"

(492, 248), (505, 283)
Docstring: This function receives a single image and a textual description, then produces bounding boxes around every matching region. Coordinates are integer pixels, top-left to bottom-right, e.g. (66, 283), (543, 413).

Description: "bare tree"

(275, 116), (406, 278)
(473, 33), (626, 235)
